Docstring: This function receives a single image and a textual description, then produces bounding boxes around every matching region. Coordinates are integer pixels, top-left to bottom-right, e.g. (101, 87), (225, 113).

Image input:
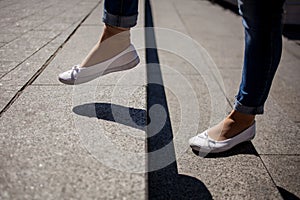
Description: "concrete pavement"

(0, 0), (299, 199)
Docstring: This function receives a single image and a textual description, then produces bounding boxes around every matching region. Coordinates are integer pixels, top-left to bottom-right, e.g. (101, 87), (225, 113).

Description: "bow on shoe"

(71, 65), (80, 80)
(196, 131), (217, 151)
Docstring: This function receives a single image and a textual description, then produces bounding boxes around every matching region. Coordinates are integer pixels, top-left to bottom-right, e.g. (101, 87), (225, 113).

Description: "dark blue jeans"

(102, 0), (139, 28)
(102, 0), (285, 115)
(235, 0), (285, 114)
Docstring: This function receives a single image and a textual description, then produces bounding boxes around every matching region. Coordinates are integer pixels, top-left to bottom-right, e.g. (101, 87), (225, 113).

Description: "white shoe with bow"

(58, 44), (139, 85)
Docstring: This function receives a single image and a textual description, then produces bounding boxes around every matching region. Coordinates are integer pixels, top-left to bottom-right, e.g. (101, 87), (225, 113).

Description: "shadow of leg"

(73, 103), (146, 130)
(277, 186), (300, 200)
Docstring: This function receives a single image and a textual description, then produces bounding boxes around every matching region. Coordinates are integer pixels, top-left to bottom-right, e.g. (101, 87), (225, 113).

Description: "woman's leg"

(209, 0), (285, 141)
(58, 0), (140, 85)
(208, 0), (285, 141)
(189, 0), (285, 149)
(81, 0), (139, 67)
(234, 0), (285, 114)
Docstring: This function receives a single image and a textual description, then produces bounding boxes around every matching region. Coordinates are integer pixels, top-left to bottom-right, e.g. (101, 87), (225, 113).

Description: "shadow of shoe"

(72, 103), (146, 131)
(192, 141), (259, 158)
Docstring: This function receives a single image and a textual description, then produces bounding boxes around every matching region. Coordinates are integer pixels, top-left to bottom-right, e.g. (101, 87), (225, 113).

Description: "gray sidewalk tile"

(0, 33), (20, 43)
(219, 68), (242, 105)
(271, 77), (300, 123)
(0, 85), (21, 112)
(34, 25), (101, 85)
(0, 42), (63, 110)
(35, 20), (75, 32)
(37, 4), (76, 17)
(164, 87), (229, 142)
(0, 23), (32, 34)
(0, 37), (51, 62)
(21, 30), (61, 40)
(170, 1), (245, 69)
(178, 152), (283, 200)
(4, 37), (51, 51)
(0, 85), (145, 199)
(0, 47), (35, 62)
(158, 50), (205, 75)
(0, 0), (19, 9)
(22, 14), (52, 23)
(82, 3), (103, 25)
(253, 97), (300, 155)
(45, 22), (82, 46)
(260, 155), (300, 198)
(9, 17), (49, 30)
(151, 0), (188, 34)
(174, 0), (243, 37)
(0, 61), (42, 87)
(0, 61), (19, 73)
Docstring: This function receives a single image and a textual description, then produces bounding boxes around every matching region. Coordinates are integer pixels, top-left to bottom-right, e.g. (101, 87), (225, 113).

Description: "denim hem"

(234, 100), (264, 115)
(102, 9), (138, 28)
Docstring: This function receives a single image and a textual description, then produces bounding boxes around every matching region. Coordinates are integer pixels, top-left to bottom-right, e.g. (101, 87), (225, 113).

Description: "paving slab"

(4, 37), (51, 52)
(0, 47), (36, 62)
(270, 46), (300, 123)
(0, 61), (19, 74)
(82, 3), (103, 25)
(10, 17), (49, 30)
(0, 33), (20, 43)
(150, 0), (188, 34)
(21, 30), (62, 40)
(0, 85), (146, 199)
(0, 61), (43, 87)
(34, 25), (102, 85)
(35, 20), (76, 32)
(271, 76), (300, 123)
(158, 50), (207, 75)
(44, 21), (82, 46)
(253, 97), (300, 155)
(178, 152), (282, 200)
(218, 68), (241, 106)
(260, 155), (300, 198)
(0, 84), (21, 112)
(0, 0), (19, 9)
(0, 41), (63, 110)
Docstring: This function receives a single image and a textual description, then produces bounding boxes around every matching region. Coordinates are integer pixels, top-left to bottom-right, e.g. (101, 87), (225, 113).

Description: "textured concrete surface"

(260, 155), (300, 198)
(0, 0), (299, 199)
(178, 153), (282, 200)
(0, 85), (146, 199)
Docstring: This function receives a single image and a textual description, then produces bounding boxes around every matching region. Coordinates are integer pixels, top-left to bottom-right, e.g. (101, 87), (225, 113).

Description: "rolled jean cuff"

(234, 100), (264, 115)
(102, 9), (138, 28)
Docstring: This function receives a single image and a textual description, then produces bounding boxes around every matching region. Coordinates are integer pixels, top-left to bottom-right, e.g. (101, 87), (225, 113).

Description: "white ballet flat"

(58, 44), (139, 85)
(189, 122), (256, 153)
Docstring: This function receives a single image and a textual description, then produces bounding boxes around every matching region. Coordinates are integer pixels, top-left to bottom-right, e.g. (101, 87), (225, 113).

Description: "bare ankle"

(80, 24), (131, 68)
(100, 24), (130, 42)
(227, 110), (255, 126)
